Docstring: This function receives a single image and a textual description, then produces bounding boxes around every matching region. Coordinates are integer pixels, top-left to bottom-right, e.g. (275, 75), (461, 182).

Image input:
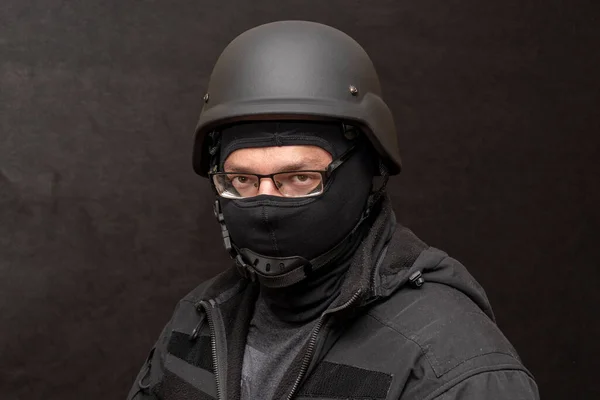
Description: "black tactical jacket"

(127, 202), (539, 400)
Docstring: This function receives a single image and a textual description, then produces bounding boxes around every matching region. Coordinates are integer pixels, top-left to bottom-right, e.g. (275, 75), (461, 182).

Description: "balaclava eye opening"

(210, 121), (378, 287)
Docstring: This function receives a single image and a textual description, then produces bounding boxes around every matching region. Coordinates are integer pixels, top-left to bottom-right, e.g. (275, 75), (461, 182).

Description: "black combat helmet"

(192, 20), (402, 176)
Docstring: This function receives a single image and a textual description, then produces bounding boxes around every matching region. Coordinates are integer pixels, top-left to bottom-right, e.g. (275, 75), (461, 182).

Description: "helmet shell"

(193, 20), (401, 176)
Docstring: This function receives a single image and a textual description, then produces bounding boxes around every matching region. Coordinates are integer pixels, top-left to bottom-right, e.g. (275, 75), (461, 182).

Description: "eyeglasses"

(209, 145), (357, 199)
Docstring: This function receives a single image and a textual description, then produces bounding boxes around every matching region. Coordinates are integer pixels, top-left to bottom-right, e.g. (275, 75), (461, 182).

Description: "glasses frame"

(209, 144), (358, 199)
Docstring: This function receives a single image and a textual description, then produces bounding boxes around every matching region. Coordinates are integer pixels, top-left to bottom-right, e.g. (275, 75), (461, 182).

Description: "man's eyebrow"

(275, 162), (315, 172)
(224, 164), (255, 173)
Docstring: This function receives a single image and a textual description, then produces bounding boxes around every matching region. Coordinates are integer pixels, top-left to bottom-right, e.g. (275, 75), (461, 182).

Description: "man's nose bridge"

(257, 177), (281, 196)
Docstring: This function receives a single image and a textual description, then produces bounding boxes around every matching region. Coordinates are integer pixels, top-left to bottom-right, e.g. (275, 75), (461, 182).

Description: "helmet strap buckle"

(213, 199), (237, 259)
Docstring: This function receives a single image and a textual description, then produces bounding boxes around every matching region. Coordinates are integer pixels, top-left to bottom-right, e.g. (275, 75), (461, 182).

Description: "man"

(127, 21), (539, 400)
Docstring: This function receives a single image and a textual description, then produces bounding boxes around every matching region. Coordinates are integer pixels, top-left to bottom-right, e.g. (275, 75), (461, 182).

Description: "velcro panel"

(167, 331), (214, 372)
(298, 361), (392, 399)
(153, 369), (216, 400)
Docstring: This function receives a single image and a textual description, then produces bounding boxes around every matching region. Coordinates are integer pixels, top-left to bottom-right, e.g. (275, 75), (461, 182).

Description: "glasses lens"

(273, 172), (323, 197)
(212, 172), (324, 199)
(213, 173), (260, 199)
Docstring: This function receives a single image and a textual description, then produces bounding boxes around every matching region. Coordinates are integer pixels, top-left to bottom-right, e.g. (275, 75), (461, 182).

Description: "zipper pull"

(189, 313), (206, 341)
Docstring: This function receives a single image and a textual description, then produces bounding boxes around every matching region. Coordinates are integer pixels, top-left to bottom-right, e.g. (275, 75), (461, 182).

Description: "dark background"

(1, 0), (598, 399)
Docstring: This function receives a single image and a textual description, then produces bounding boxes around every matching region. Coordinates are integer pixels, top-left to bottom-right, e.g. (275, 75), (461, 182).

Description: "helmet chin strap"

(212, 161), (389, 289)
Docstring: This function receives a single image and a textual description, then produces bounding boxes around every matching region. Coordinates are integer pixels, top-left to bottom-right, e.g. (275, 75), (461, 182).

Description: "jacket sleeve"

(126, 347), (159, 400)
(428, 369), (540, 400)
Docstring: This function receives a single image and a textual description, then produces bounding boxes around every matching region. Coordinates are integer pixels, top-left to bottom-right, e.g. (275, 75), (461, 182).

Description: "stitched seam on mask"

(223, 136), (332, 152)
(262, 205), (279, 254)
(222, 137), (279, 158)
(278, 135), (333, 148)
(274, 131), (282, 146)
(231, 197), (317, 208)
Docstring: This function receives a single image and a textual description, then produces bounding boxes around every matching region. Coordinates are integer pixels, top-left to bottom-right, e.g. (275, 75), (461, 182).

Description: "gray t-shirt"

(240, 295), (317, 400)
(238, 242), (359, 400)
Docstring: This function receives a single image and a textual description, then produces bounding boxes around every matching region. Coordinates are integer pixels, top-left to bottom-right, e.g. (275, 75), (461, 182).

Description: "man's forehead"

(223, 145), (332, 173)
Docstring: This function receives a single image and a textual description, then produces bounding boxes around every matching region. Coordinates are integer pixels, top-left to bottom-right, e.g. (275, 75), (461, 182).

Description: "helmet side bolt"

(203, 93), (210, 103)
(349, 85), (359, 96)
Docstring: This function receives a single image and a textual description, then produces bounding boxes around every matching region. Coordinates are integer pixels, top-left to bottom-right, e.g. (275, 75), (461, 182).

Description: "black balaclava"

(210, 121), (377, 287)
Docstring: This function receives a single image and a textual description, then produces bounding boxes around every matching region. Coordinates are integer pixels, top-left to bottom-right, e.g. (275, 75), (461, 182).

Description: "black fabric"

(217, 121), (376, 261)
(127, 197), (538, 400)
(270, 198), (396, 400)
(334, 195), (398, 308)
(381, 227), (429, 278)
(257, 217), (370, 323)
(154, 370), (216, 400)
(239, 216), (373, 399)
(258, 258), (349, 324)
(298, 361), (393, 399)
(166, 332), (214, 372)
(432, 369), (539, 400)
(218, 121), (350, 163)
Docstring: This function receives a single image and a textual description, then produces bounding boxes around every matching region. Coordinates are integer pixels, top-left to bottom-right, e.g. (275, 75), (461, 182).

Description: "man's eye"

(228, 175), (254, 187)
(294, 175), (309, 182)
(289, 174), (320, 185)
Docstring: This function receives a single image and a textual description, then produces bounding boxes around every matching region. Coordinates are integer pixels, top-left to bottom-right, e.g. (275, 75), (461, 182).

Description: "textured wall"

(1, 1), (598, 399)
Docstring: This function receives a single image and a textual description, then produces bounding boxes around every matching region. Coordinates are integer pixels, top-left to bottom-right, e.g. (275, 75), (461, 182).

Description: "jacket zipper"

(286, 289), (363, 400)
(369, 243), (391, 298)
(199, 300), (225, 400)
